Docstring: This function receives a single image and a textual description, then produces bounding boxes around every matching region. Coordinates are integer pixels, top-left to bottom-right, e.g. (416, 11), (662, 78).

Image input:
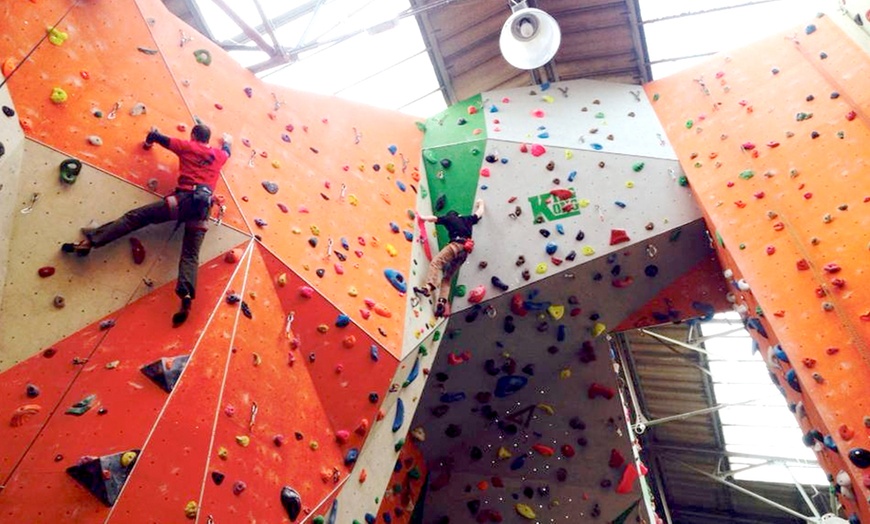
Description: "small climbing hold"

(59, 158), (82, 184)
(193, 49), (212, 65)
(87, 135), (103, 146)
(262, 181), (279, 194)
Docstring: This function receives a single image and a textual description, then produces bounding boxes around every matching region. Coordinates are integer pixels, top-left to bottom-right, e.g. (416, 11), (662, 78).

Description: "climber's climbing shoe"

(413, 286), (430, 298)
(435, 298), (447, 318)
(172, 295), (192, 327)
(61, 241), (91, 257)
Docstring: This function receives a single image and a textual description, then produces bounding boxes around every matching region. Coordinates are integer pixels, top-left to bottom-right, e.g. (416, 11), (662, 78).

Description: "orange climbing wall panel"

(260, 245), (399, 446)
(136, 0), (424, 359)
(199, 246), (348, 522)
(105, 244), (251, 524)
(0, 251), (237, 522)
(648, 15), (870, 519)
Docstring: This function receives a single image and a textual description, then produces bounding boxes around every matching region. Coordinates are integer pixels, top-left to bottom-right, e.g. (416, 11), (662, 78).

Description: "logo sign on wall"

(527, 187), (581, 222)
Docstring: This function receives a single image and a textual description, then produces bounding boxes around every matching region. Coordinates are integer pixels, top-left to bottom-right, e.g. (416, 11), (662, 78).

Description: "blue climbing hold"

(538, 131), (549, 139)
(396, 180), (406, 192)
(440, 391), (466, 403)
(328, 500), (338, 524)
(480, 185), (488, 190)
(555, 224), (564, 235)
(345, 448), (359, 465)
(545, 242), (557, 255)
(388, 144), (398, 155)
(590, 143), (603, 150)
(390, 222), (400, 233)
(785, 369), (801, 392)
(370, 345), (380, 362)
(772, 345), (789, 363)
(501, 157), (509, 164)
(384, 269), (407, 293)
(341, 237), (349, 250)
(402, 230), (413, 242)
(823, 435), (838, 452)
(805, 24), (816, 35)
(615, 201), (626, 208)
(392, 398), (404, 432)
(365, 513), (376, 524)
(383, 513), (392, 524)
(495, 375), (528, 398)
(568, 170), (577, 182)
(691, 301), (714, 321)
(394, 459), (403, 472)
(745, 317), (768, 338)
(335, 314), (350, 328)
(403, 357), (420, 387)
(510, 455), (526, 471)
(490, 105), (499, 113)
(541, 81), (550, 91)
(557, 324), (566, 342)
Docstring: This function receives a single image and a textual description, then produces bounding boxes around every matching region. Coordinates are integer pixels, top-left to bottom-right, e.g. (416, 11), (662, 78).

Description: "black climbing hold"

(456, 118), (467, 126)
(556, 468), (568, 482)
(140, 355), (190, 393)
(806, 94), (814, 102)
(485, 154), (497, 163)
(368, 392), (379, 403)
(491, 276), (509, 291)
(466, 500), (480, 515)
(241, 301), (252, 319)
(831, 92), (840, 99)
(280, 486), (303, 521)
(523, 486), (534, 498)
(262, 181), (279, 194)
(25, 384), (40, 398)
(566, 250), (576, 261)
(470, 446), (483, 461)
(480, 405), (497, 420)
(434, 194), (446, 212)
(0, 142), (4, 159)
(484, 359), (500, 376)
(59, 158), (82, 184)
(372, 164), (380, 172)
(431, 404), (449, 417)
(2, 106), (14, 117)
(465, 305), (482, 323)
(440, 158), (451, 169)
(820, 52), (828, 59)
(577, 437), (588, 446)
(569, 417), (586, 430)
(644, 265), (659, 277)
(849, 448), (870, 468)
(308, 237), (318, 248)
(504, 315), (515, 334)
(575, 230), (585, 241)
(589, 313), (600, 321)
(66, 449), (140, 506)
(521, 363), (535, 375)
(445, 424), (461, 438)
(547, 345), (559, 354)
(592, 272), (602, 281)
(316, 268), (326, 278)
(610, 264), (621, 277)
(435, 372), (449, 382)
(539, 228), (550, 238)
(211, 471), (225, 485)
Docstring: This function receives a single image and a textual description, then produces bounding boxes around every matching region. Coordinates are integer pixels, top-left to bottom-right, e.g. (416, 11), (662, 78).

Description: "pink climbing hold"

(467, 105), (478, 115)
(531, 109), (545, 118)
(299, 286), (314, 298)
(468, 285), (486, 304)
(335, 430), (350, 444)
(480, 167), (490, 177)
(530, 144), (546, 157)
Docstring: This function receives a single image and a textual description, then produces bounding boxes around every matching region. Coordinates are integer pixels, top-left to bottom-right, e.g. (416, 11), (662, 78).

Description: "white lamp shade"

(499, 7), (562, 70)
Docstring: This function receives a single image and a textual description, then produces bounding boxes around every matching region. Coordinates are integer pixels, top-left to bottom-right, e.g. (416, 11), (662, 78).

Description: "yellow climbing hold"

(515, 503), (536, 519)
(560, 367), (572, 379)
(277, 273), (287, 287)
(626, 181), (635, 188)
(310, 440), (319, 450)
(217, 446), (228, 459)
(47, 27), (68, 46)
(272, 160), (281, 169)
(385, 163), (396, 173)
(497, 446), (513, 460)
(291, 227), (302, 234)
(310, 225), (320, 235)
(184, 500), (198, 519)
(535, 262), (548, 274)
(317, 324), (328, 333)
(235, 435), (250, 447)
(582, 246), (595, 256)
(592, 322), (607, 337)
(547, 304), (564, 320)
(578, 199), (591, 208)
(565, 150), (574, 159)
(348, 194), (359, 206)
(536, 403), (555, 415)
(120, 451), (138, 467)
(348, 286), (358, 297)
(50, 87), (68, 104)
(541, 95), (554, 103)
(386, 244), (398, 257)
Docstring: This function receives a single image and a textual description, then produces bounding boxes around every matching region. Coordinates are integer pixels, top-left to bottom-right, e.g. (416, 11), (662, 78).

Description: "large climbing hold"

(66, 449), (140, 506)
(280, 486), (303, 521)
(140, 355), (191, 393)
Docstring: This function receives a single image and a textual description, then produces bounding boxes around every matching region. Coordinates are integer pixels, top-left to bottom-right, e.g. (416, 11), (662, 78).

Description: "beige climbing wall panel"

(0, 84), (26, 316)
(0, 139), (249, 369)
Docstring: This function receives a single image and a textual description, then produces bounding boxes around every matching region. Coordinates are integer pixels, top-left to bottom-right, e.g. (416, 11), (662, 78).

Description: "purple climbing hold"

(244, 87), (253, 98)
(262, 181), (279, 194)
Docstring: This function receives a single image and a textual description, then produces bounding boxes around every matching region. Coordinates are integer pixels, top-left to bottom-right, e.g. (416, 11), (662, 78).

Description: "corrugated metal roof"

(618, 324), (833, 524)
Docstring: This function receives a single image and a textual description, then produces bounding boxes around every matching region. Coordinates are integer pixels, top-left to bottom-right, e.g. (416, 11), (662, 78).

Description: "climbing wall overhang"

(647, 11), (870, 522)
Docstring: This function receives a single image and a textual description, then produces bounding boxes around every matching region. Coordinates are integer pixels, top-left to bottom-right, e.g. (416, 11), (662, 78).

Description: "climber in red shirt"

(62, 123), (232, 326)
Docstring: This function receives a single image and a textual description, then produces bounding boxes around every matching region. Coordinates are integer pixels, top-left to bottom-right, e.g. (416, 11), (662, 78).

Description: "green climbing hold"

(611, 501), (640, 524)
(739, 170), (755, 180)
(193, 49), (212, 65)
(454, 284), (467, 297)
(432, 330), (441, 342)
(739, 243), (746, 250)
(415, 121), (426, 132)
(312, 516), (324, 524)
(653, 93), (660, 101)
(394, 438), (405, 452)
(632, 162), (644, 172)
(59, 158), (82, 184)
(755, 305), (764, 316)
(685, 119), (693, 129)
(678, 175), (689, 187)
(408, 467), (421, 479)
(418, 346), (428, 357)
(668, 228), (682, 242)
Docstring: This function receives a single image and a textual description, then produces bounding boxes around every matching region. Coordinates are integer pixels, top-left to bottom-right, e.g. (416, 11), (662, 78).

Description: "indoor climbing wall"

(408, 79), (726, 523)
(648, 12), (870, 522)
(0, 0), (427, 521)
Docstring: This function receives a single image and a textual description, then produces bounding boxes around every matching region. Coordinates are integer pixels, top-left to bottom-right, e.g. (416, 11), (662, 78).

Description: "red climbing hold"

(532, 444), (555, 457)
(38, 266), (56, 278)
(823, 263), (841, 274)
(561, 444), (575, 458)
(130, 237), (145, 264)
(530, 144), (546, 157)
(609, 448), (626, 468)
(796, 259), (810, 271)
(609, 229), (630, 246)
(468, 285), (486, 304)
(510, 294), (528, 316)
(616, 462), (647, 494)
(847, 110), (857, 121)
(588, 383), (614, 400)
(550, 188), (573, 200)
